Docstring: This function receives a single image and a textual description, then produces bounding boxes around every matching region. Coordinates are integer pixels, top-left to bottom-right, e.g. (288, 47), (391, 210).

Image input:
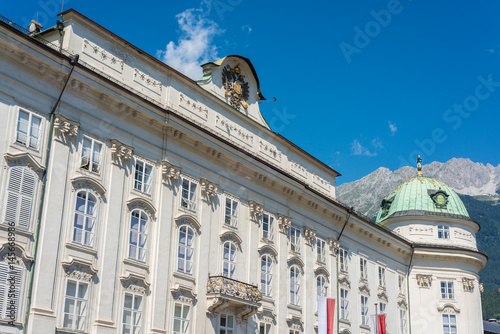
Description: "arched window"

(290, 265), (300, 305)
(438, 225), (450, 239)
(73, 190), (97, 246)
(177, 225), (195, 274)
(317, 274), (327, 297)
(222, 241), (236, 278)
(129, 210), (148, 261)
(260, 255), (273, 297)
(4, 166), (36, 229)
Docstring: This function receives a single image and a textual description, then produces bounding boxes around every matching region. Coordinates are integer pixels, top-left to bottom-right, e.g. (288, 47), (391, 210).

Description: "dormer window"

(379, 196), (394, 218)
(429, 190), (449, 209)
(438, 225), (450, 239)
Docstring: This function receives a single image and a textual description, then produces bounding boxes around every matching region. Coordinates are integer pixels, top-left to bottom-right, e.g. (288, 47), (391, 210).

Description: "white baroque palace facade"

(0, 9), (487, 334)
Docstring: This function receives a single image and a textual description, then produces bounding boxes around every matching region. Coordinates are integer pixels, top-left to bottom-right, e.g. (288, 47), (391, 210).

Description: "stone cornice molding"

(277, 214), (292, 234)
(287, 256), (305, 271)
(437, 303), (460, 314)
(53, 114), (79, 143)
(161, 161), (182, 185)
(110, 139), (133, 167)
(377, 289), (389, 302)
(175, 214), (202, 232)
(127, 198), (156, 220)
(339, 274), (351, 288)
(286, 314), (303, 330)
(200, 178), (218, 202)
(249, 201), (263, 222)
(62, 259), (98, 282)
(258, 245), (278, 259)
(120, 273), (150, 294)
(4, 152), (44, 174)
(397, 297), (408, 309)
(0, 243), (33, 265)
(314, 266), (330, 278)
(303, 227), (316, 246)
(358, 281), (370, 295)
(220, 231), (243, 245)
(71, 176), (106, 201)
(171, 283), (197, 304)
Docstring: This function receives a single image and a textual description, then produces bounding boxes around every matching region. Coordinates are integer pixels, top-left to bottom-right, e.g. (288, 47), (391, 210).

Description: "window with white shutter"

(0, 262), (23, 321)
(4, 166), (36, 229)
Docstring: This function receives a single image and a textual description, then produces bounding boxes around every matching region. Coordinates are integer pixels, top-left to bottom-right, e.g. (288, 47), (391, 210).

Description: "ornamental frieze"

(54, 114), (79, 143)
(416, 274), (432, 288)
(303, 227), (316, 246)
(249, 201), (263, 222)
(277, 214), (292, 234)
(200, 178), (218, 202)
(162, 161), (182, 185)
(110, 139), (133, 166)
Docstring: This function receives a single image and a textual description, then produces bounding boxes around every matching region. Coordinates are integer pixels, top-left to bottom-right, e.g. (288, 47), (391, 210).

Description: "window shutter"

(0, 262), (23, 320)
(0, 262), (7, 318)
(4, 168), (22, 224)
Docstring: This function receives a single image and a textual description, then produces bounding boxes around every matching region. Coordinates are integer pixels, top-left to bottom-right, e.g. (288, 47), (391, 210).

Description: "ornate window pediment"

(62, 259), (97, 282)
(0, 244), (33, 268)
(120, 273), (150, 295)
(171, 283), (197, 304)
(314, 266), (330, 278)
(377, 289), (389, 302)
(358, 281), (370, 295)
(258, 244), (278, 259)
(437, 303), (460, 314)
(4, 152), (44, 174)
(175, 214), (201, 233)
(71, 176), (106, 202)
(220, 231), (242, 245)
(338, 274), (351, 288)
(127, 198), (156, 220)
(287, 256), (304, 272)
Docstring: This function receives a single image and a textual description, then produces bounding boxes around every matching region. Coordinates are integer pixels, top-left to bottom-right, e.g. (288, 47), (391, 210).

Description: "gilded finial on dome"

(417, 155), (423, 176)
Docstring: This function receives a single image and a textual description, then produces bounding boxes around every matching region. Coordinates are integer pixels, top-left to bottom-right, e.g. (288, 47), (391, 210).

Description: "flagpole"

(375, 303), (378, 334)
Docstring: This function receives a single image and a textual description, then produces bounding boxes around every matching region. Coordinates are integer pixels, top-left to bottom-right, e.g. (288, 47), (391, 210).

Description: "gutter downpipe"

(336, 207), (353, 334)
(23, 53), (79, 334)
(406, 244), (415, 334)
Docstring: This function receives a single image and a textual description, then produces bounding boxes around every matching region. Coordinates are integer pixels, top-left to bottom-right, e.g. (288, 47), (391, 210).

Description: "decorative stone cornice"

(303, 227), (316, 246)
(54, 114), (79, 143)
(314, 266), (330, 278)
(249, 201), (263, 222)
(120, 273), (150, 295)
(200, 178), (218, 202)
(377, 289), (389, 302)
(175, 214), (202, 233)
(161, 161), (181, 185)
(220, 231), (242, 245)
(62, 260), (97, 282)
(127, 198), (156, 220)
(286, 314), (303, 330)
(397, 297), (408, 309)
(328, 238), (340, 255)
(4, 152), (44, 174)
(257, 307), (276, 323)
(462, 277), (474, 292)
(277, 214), (292, 234)
(416, 274), (432, 288)
(437, 303), (460, 314)
(339, 274), (351, 288)
(358, 281), (370, 295)
(171, 284), (197, 304)
(71, 176), (106, 202)
(110, 139), (133, 166)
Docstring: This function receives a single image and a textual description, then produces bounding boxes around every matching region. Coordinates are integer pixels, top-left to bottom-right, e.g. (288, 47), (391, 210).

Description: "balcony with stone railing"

(206, 275), (262, 319)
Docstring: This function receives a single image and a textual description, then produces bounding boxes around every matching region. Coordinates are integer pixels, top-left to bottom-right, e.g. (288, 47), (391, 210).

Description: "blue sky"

(2, 0), (500, 184)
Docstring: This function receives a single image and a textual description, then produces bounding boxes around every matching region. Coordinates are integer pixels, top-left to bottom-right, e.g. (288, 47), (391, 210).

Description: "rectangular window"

(379, 302), (386, 314)
(339, 248), (348, 272)
(81, 136), (103, 173)
(438, 225), (450, 239)
(219, 313), (234, 334)
(260, 255), (273, 297)
(316, 237), (326, 263)
(361, 295), (369, 325)
(378, 266), (386, 287)
(259, 322), (271, 334)
(173, 303), (190, 334)
(262, 213), (274, 241)
(62, 279), (88, 331)
(442, 314), (457, 334)
(225, 197), (238, 227)
(340, 288), (349, 320)
(289, 226), (300, 253)
(398, 274), (406, 295)
(134, 159), (153, 194)
(16, 109), (42, 150)
(360, 257), (367, 280)
(122, 292), (142, 334)
(0, 262), (23, 320)
(400, 309), (408, 334)
(440, 281), (454, 299)
(181, 178), (197, 211)
(289, 330), (300, 334)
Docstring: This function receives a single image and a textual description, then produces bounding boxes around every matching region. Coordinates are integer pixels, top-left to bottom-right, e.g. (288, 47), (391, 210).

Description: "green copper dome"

(375, 174), (470, 224)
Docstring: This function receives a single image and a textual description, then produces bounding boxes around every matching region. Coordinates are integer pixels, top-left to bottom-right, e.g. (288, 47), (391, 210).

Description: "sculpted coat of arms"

(222, 65), (249, 110)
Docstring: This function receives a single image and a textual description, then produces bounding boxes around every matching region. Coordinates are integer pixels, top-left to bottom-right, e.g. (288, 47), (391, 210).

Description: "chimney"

(29, 20), (43, 34)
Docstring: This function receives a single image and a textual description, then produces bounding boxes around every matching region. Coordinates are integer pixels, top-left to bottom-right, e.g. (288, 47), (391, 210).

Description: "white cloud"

(157, 8), (222, 80)
(351, 139), (377, 157)
(371, 137), (384, 149)
(242, 25), (252, 33)
(388, 121), (397, 136)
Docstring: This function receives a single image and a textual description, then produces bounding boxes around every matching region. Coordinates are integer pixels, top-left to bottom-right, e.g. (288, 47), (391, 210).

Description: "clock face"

(436, 194), (446, 205)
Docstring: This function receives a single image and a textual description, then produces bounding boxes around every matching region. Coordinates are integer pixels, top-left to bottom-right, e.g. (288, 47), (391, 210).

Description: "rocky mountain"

(336, 158), (500, 218)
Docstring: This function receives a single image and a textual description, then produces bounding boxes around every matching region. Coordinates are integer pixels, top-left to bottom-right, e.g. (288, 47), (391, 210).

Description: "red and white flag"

(317, 297), (335, 334)
(370, 314), (387, 334)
